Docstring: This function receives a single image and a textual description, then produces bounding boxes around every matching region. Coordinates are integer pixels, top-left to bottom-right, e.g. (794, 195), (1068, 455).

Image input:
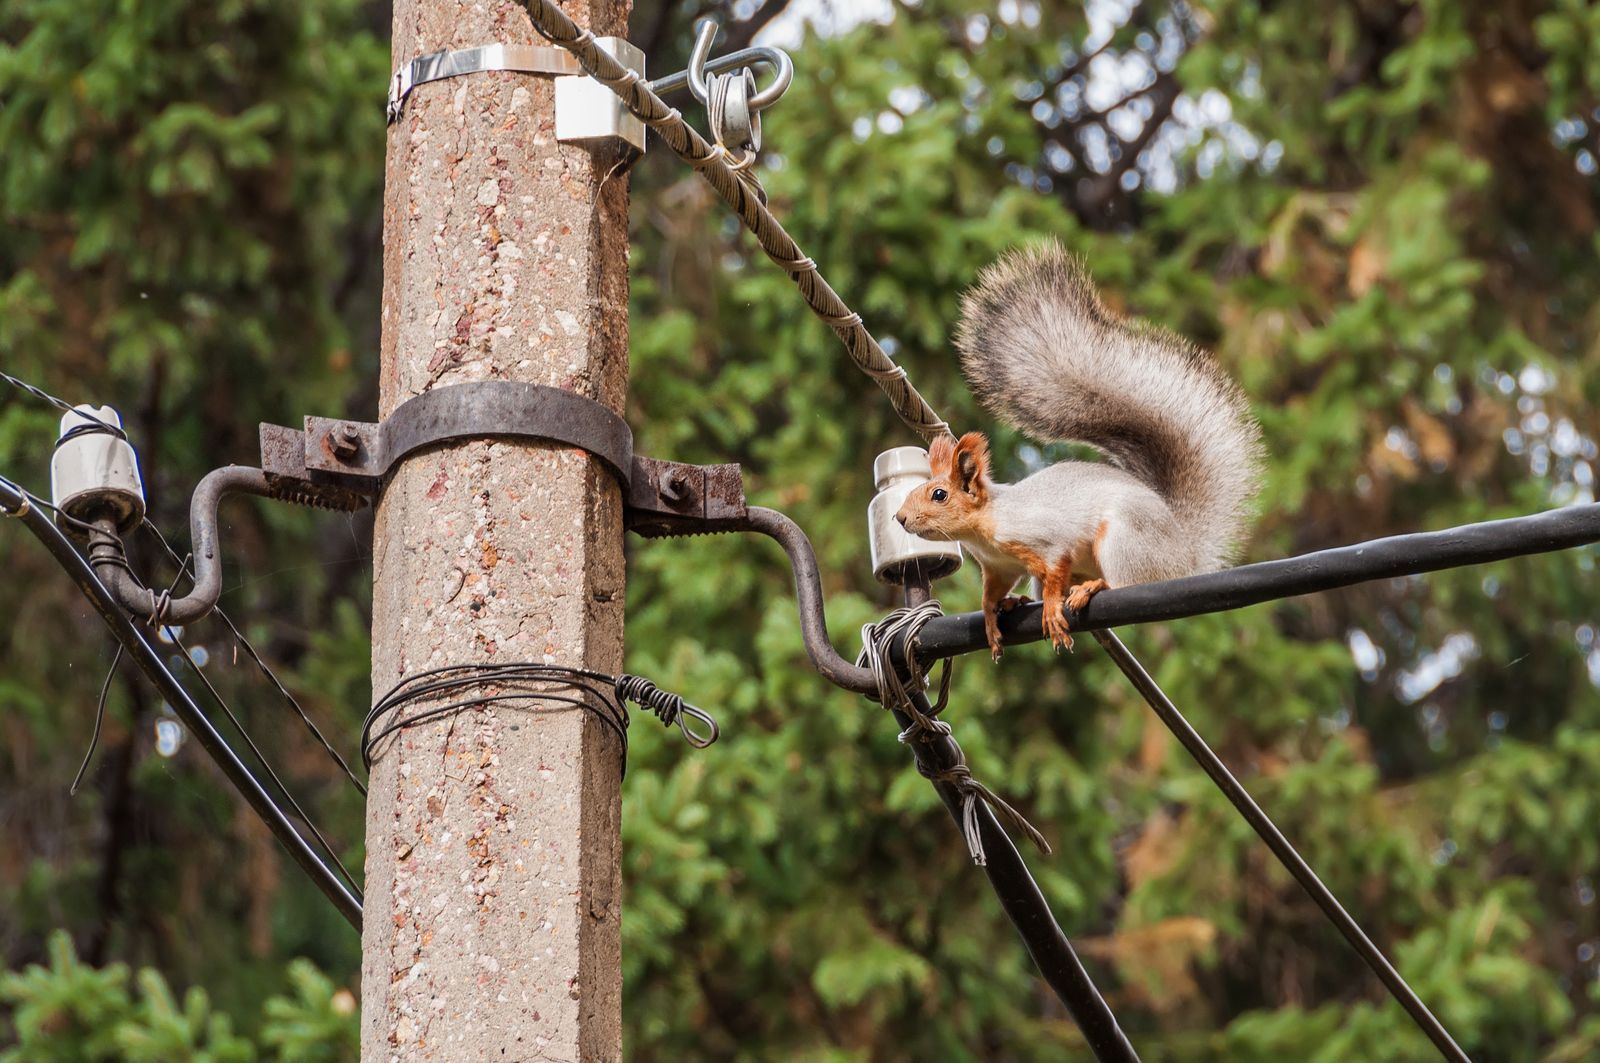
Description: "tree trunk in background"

(363, 0), (630, 1058)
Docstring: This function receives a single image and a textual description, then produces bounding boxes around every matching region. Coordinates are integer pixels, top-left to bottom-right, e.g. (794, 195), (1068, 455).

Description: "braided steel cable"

(509, 0), (951, 443)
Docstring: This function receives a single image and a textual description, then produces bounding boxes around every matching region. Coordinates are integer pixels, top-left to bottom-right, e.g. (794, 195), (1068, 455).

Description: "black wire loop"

(55, 420), (121, 447)
(615, 674), (720, 748)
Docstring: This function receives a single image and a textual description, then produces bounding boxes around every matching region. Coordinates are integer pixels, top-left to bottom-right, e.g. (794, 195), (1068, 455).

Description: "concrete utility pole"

(362, 0), (630, 1059)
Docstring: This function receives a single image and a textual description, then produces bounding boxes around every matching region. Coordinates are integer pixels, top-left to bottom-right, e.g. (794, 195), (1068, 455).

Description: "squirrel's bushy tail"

(955, 242), (1263, 569)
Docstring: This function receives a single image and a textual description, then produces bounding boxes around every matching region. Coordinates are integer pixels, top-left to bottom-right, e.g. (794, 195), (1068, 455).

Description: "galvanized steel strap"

(388, 44), (583, 122)
(515, 1), (953, 443)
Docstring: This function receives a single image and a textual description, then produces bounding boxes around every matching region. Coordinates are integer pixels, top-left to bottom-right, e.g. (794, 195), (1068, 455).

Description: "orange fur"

(1092, 520), (1110, 560)
(1067, 520), (1111, 613)
(980, 566), (1014, 660)
(897, 432), (996, 543)
(1040, 555), (1075, 652)
(999, 540), (1050, 580)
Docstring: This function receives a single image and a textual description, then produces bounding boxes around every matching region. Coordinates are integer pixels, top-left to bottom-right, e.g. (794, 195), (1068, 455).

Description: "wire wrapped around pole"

(511, 0), (951, 444)
(362, 663), (720, 774)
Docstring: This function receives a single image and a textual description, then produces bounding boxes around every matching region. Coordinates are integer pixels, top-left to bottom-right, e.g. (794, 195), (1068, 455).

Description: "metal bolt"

(661, 473), (689, 503)
(330, 424), (361, 460)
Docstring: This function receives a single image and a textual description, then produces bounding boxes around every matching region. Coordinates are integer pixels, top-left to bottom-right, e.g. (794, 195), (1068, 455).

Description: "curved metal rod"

(684, 18), (718, 103)
(738, 506), (877, 692)
(652, 21), (793, 110)
(92, 465), (276, 626)
(0, 477), (363, 929)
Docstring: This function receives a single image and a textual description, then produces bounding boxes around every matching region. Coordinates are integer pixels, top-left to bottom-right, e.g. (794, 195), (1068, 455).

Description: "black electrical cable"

(71, 645), (122, 796)
(168, 623), (362, 897)
(908, 502), (1600, 667)
(69, 539), (199, 795)
(74, 518), (363, 894)
(0, 476), (363, 928)
(138, 518), (369, 797)
(1091, 629), (1467, 1063)
(888, 584), (1138, 1061)
(899, 689), (1140, 1062)
(5, 368), (369, 872)
(0, 371), (128, 441)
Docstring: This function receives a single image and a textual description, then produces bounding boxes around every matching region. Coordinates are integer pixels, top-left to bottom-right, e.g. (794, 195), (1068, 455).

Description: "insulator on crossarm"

(867, 446), (962, 585)
(50, 405), (145, 536)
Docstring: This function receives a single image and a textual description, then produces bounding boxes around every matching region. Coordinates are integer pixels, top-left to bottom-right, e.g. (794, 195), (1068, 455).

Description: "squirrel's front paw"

(997, 594), (1033, 613)
(984, 612), (1005, 661)
(1042, 608), (1075, 653)
(1066, 579), (1108, 614)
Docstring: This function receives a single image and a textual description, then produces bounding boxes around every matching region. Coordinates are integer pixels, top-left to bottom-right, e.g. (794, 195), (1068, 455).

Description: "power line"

(0, 370), (129, 441)
(26, 485), (363, 898)
(70, 544), (196, 796)
(515, 0), (951, 443)
(71, 646), (122, 796)
(3, 368), (369, 797)
(167, 622), (361, 896)
(138, 519), (368, 797)
(1092, 629), (1468, 1063)
(1, 476), (362, 927)
(907, 502), (1600, 664)
(0, 368), (364, 898)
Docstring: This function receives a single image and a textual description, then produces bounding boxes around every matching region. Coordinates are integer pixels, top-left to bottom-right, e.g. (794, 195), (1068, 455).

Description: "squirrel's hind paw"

(1042, 610), (1075, 654)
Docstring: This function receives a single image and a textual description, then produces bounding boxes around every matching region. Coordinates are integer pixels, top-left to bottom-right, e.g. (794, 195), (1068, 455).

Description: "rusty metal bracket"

(257, 397), (863, 687)
(625, 456), (746, 535)
(258, 381), (750, 534)
(260, 382), (634, 510)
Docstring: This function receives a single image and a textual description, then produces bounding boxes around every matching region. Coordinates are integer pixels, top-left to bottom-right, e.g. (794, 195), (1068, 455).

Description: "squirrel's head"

(895, 432), (994, 541)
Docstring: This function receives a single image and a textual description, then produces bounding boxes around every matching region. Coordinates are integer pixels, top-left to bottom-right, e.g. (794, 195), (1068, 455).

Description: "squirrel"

(895, 242), (1263, 659)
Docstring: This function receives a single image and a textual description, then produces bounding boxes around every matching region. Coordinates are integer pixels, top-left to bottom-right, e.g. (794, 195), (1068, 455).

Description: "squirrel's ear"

(953, 432), (990, 496)
(927, 434), (956, 475)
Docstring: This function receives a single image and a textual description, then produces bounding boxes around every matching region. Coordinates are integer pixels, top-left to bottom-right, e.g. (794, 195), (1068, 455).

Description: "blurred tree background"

(2, 0), (1599, 1058)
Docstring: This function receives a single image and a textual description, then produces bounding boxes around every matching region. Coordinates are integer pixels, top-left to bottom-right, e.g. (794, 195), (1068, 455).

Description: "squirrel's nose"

(895, 513), (907, 527)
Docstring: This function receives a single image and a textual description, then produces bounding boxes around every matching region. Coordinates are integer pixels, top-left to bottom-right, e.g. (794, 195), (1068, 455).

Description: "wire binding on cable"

(857, 602), (1051, 865)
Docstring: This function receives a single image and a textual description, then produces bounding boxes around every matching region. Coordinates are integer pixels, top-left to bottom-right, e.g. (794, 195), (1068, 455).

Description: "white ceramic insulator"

(50, 405), (145, 534)
(867, 446), (963, 585)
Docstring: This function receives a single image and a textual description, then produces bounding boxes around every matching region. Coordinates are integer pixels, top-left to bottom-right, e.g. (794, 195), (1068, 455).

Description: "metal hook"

(647, 19), (793, 113)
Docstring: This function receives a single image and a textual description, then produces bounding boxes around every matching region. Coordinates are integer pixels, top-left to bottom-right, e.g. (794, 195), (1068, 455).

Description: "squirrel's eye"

(930, 488), (949, 503)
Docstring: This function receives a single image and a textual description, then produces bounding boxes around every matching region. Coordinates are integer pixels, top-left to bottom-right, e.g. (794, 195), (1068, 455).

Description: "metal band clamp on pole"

(388, 37), (793, 126)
